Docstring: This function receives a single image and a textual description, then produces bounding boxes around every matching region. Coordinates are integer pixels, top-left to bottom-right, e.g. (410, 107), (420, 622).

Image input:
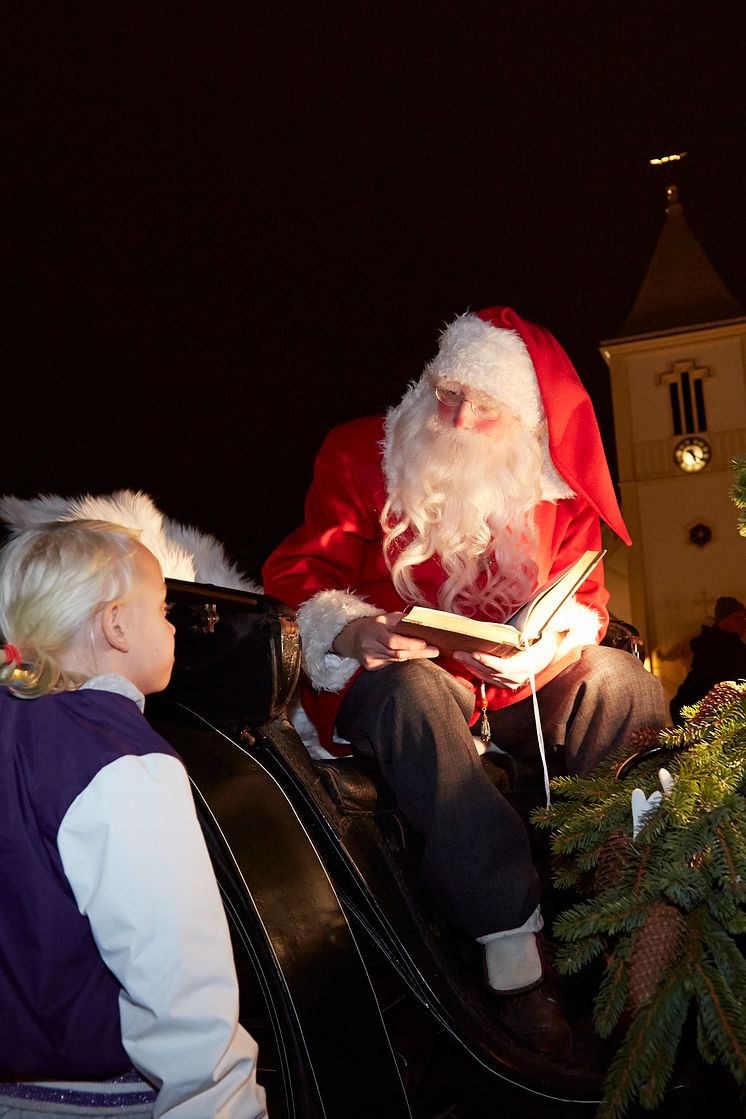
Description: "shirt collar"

(79, 674), (146, 713)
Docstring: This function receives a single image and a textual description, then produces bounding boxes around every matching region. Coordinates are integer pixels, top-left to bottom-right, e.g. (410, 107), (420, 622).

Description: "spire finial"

(649, 152), (687, 212)
(649, 151), (688, 167)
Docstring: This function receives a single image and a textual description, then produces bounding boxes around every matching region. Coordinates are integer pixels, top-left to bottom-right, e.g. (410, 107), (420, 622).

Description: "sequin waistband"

(0, 1070), (157, 1110)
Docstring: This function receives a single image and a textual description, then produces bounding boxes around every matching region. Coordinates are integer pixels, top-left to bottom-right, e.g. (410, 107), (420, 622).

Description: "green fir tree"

(532, 457), (746, 1118)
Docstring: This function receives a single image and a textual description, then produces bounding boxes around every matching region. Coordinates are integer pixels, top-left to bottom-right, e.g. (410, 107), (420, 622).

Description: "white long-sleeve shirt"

(51, 675), (267, 1118)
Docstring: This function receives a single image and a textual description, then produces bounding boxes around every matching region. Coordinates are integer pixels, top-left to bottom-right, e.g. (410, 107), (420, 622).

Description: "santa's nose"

(452, 401), (478, 429)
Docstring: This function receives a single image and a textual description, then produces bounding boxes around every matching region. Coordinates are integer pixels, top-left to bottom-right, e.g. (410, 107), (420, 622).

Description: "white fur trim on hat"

(427, 313), (544, 432)
(296, 589), (380, 692)
(536, 433), (576, 502)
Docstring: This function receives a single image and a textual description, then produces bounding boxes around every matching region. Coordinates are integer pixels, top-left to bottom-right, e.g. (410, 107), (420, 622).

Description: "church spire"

(615, 174), (744, 340)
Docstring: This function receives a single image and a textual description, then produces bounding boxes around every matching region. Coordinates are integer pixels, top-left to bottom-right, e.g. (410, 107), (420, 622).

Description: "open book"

(394, 549), (605, 657)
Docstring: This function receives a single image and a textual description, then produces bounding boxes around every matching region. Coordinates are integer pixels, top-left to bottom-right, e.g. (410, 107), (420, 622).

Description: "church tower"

(601, 181), (746, 702)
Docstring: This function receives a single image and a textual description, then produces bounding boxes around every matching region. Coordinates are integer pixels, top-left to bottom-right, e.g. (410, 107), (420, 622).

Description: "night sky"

(9, 3), (746, 580)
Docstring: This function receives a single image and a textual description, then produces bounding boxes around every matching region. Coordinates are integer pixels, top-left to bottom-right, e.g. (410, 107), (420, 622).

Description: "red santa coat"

(263, 412), (610, 754)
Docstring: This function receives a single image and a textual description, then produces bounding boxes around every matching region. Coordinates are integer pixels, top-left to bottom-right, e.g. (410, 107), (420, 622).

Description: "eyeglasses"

(434, 384), (502, 420)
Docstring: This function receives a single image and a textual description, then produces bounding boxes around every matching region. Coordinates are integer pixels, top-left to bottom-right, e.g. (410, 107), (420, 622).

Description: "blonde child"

(0, 521), (266, 1118)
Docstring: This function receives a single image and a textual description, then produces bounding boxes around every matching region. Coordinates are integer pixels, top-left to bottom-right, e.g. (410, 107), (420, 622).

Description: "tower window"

(668, 382), (682, 433)
(660, 360), (709, 436)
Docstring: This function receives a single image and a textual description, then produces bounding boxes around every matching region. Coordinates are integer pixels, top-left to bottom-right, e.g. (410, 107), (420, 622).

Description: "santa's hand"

(333, 612), (439, 671)
(453, 630), (564, 688)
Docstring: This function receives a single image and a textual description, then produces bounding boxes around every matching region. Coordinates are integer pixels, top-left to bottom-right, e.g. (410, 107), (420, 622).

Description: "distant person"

(263, 305), (666, 1058)
(670, 596), (746, 725)
(0, 521), (266, 1119)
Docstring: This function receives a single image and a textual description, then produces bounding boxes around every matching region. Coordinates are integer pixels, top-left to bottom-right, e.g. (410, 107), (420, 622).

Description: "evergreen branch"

(631, 844), (652, 895)
(596, 969), (691, 1119)
(593, 943), (631, 1037)
(553, 935), (605, 974)
(692, 959), (746, 1081)
(696, 1011), (719, 1066)
(636, 981), (691, 1109)
(544, 662), (746, 1111)
(553, 895), (648, 945)
(712, 819), (746, 892)
(549, 802), (632, 855)
(552, 862), (603, 892)
(705, 926), (746, 987)
(704, 893), (745, 928)
(731, 456), (746, 532)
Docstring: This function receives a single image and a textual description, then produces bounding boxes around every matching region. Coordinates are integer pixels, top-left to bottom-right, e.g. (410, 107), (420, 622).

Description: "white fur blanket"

(0, 490), (333, 751)
(0, 490), (260, 593)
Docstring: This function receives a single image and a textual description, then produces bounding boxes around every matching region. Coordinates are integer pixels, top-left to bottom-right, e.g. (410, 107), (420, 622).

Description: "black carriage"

(147, 580), (729, 1119)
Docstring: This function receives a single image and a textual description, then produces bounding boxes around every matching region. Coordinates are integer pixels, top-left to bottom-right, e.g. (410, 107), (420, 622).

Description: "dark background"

(8, 2), (746, 581)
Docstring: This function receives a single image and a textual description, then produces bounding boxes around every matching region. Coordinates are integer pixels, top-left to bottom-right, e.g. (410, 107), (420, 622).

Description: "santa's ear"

(100, 602), (129, 654)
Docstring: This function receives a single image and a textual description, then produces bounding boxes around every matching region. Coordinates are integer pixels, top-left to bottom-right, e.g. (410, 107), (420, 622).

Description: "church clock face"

(673, 436), (712, 473)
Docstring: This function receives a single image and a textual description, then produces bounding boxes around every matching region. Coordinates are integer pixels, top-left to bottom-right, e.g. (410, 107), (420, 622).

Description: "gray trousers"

(336, 645), (665, 939)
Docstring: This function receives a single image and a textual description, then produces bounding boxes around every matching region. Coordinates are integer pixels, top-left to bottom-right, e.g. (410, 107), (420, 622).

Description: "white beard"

(381, 383), (544, 620)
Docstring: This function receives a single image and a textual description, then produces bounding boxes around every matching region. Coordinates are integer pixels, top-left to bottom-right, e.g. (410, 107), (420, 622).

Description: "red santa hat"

(426, 306), (630, 545)
(427, 312), (544, 430)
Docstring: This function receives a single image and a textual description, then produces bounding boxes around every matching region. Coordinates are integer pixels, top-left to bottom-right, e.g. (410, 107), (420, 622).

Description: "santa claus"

(263, 305), (665, 1057)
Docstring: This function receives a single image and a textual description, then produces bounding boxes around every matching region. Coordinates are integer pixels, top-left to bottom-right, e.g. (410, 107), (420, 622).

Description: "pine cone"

(627, 725), (663, 752)
(595, 830), (632, 895)
(628, 903), (686, 1011)
(688, 681), (744, 726)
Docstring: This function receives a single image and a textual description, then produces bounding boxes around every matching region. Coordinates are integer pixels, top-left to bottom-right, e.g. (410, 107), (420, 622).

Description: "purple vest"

(0, 687), (179, 1078)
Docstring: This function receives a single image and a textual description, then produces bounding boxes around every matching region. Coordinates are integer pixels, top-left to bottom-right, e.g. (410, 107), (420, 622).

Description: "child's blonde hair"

(0, 520), (142, 698)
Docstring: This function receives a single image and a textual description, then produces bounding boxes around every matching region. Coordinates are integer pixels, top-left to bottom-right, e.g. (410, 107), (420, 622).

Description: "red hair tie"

(3, 644), (22, 668)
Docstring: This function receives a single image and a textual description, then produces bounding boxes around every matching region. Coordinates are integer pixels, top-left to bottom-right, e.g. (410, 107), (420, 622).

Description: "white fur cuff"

(297, 590), (381, 692)
(549, 597), (603, 655)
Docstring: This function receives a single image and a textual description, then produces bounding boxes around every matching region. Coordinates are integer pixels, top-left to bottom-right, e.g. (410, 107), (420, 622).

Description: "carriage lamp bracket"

(190, 602), (220, 634)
